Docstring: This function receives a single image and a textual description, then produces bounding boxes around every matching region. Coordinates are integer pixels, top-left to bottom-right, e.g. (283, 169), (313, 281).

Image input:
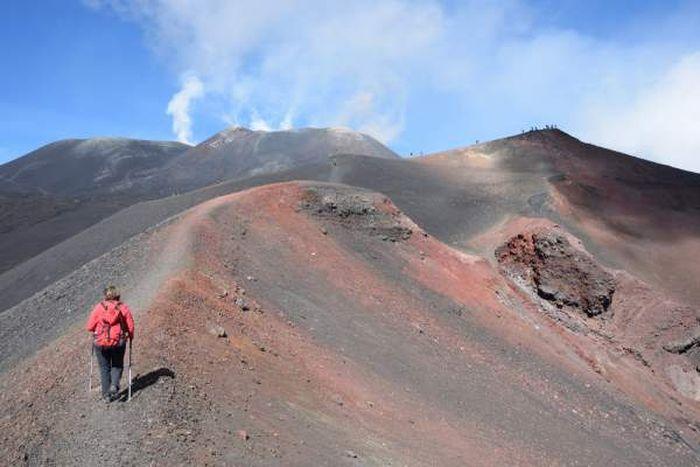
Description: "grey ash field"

(1, 126), (700, 465)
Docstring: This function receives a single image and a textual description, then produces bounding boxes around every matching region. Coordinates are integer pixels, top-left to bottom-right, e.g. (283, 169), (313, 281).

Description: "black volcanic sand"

(0, 150), (552, 315)
(0, 138), (189, 273)
(0, 128), (397, 274)
(0, 138), (189, 196)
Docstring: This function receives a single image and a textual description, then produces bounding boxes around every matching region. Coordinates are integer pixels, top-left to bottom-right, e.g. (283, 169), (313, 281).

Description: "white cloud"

(332, 91), (404, 143)
(166, 75), (204, 144)
(577, 52), (700, 172)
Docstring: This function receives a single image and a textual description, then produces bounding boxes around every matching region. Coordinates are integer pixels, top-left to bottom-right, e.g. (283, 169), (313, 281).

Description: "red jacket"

(86, 300), (135, 346)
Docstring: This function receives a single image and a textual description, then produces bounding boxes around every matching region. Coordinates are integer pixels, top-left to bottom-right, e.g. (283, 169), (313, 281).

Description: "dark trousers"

(94, 342), (126, 397)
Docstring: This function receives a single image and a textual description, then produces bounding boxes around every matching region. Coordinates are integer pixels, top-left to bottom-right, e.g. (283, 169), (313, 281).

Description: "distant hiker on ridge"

(86, 285), (135, 402)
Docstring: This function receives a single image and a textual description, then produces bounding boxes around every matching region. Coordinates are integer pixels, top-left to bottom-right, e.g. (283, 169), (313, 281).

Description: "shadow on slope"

(117, 367), (175, 402)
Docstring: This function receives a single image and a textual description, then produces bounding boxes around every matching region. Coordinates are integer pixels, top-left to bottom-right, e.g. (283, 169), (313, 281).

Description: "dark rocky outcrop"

(663, 328), (700, 354)
(496, 229), (615, 317)
(300, 185), (412, 242)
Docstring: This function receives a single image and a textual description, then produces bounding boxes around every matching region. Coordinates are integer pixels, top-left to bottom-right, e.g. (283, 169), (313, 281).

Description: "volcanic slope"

(1, 182), (698, 466)
(3, 129), (699, 320)
(421, 129), (700, 307)
(0, 127), (396, 273)
(0, 146), (558, 315)
(0, 137), (190, 273)
(0, 131), (700, 410)
(0, 137), (189, 196)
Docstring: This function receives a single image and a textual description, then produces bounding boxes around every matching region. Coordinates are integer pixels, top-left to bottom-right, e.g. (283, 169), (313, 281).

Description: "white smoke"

(88, 0), (447, 144)
(334, 91), (404, 143)
(249, 110), (272, 132)
(166, 75), (204, 144)
(577, 52), (700, 173)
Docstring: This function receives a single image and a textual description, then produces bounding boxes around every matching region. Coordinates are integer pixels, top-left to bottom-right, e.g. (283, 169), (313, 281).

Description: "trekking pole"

(88, 337), (94, 394)
(128, 338), (133, 402)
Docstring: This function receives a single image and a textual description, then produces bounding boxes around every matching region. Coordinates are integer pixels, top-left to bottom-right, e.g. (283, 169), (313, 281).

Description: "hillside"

(1, 181), (698, 465)
(1, 129), (699, 465)
(0, 137), (189, 196)
(0, 128), (395, 273)
(422, 129), (700, 306)
(0, 137), (189, 272)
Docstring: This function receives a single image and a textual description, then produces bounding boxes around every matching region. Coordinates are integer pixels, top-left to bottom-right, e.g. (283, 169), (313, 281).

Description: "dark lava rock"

(496, 230), (615, 317)
(300, 186), (412, 242)
(663, 328), (700, 354)
(301, 187), (378, 218)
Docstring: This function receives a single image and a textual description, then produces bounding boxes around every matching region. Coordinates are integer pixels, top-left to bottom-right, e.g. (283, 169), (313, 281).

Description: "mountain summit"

(156, 126), (399, 192)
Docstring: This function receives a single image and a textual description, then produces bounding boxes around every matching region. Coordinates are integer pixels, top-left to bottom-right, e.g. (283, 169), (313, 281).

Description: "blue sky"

(1, 0), (699, 172)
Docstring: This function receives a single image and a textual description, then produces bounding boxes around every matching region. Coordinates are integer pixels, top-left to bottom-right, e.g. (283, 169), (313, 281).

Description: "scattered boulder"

(207, 324), (227, 338)
(665, 365), (700, 400)
(379, 228), (412, 242)
(330, 393), (344, 406)
(496, 230), (615, 317)
(663, 328), (700, 354)
(235, 297), (250, 311)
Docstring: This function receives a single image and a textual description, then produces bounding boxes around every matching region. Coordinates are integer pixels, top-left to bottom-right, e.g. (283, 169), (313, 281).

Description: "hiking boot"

(108, 385), (119, 402)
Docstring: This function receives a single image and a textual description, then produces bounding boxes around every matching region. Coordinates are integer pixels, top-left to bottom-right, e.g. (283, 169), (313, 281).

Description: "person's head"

(103, 285), (120, 301)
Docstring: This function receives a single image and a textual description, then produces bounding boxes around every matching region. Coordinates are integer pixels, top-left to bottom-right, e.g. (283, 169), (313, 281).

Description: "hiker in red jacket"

(86, 285), (135, 402)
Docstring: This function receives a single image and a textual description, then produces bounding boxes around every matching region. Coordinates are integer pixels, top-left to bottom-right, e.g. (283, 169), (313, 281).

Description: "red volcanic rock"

(497, 229), (615, 317)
